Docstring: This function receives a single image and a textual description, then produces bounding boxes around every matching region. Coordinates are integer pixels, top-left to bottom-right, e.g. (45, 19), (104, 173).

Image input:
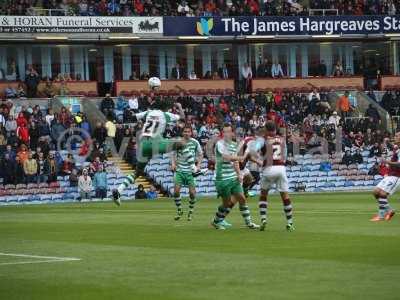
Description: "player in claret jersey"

(370, 132), (400, 222)
(238, 130), (264, 197)
(257, 121), (294, 231)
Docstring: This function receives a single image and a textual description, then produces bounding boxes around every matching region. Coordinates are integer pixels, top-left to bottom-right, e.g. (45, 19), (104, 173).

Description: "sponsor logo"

(196, 18), (213, 36)
(138, 19), (160, 32)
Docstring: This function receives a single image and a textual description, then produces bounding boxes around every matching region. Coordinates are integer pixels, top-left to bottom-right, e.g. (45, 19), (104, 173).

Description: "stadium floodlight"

(108, 36), (140, 40)
(35, 36), (68, 40)
(178, 36), (209, 40)
(312, 35), (341, 38)
(246, 35), (275, 39)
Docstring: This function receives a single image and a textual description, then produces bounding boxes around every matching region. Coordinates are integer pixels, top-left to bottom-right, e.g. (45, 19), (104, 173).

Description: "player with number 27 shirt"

(112, 103), (185, 205)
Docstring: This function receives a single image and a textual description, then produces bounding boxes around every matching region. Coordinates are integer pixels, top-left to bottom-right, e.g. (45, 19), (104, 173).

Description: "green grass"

(0, 192), (399, 300)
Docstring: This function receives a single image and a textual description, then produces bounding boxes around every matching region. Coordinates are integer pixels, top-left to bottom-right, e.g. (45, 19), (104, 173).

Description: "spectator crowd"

(0, 96), (117, 200)
(1, 0), (399, 17)
(107, 85), (391, 177)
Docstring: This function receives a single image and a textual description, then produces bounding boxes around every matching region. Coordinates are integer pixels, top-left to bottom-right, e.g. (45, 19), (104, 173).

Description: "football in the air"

(148, 77), (161, 90)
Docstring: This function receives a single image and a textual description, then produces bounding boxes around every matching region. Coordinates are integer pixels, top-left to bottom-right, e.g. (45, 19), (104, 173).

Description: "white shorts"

(261, 166), (289, 192)
(376, 176), (400, 195)
(240, 168), (251, 178)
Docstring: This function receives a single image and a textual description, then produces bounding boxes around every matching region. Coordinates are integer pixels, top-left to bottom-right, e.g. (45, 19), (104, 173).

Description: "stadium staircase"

(81, 97), (166, 196)
(108, 156), (165, 198)
(330, 90), (391, 131)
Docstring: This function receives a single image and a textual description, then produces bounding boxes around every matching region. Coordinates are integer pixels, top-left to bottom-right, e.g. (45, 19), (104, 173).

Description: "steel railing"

(309, 9), (339, 16)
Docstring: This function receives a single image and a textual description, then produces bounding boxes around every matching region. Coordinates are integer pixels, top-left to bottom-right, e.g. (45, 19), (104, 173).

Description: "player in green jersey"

(171, 125), (204, 221)
(112, 102), (185, 205)
(211, 123), (259, 230)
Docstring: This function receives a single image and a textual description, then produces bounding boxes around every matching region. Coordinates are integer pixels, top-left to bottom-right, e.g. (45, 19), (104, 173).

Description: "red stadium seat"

(4, 184), (15, 190)
(157, 90), (167, 96)
(16, 184), (27, 190)
(168, 89), (178, 96)
(49, 182), (60, 188)
(39, 182), (49, 189)
(206, 89), (216, 95)
(119, 90), (130, 96)
(27, 183), (38, 189)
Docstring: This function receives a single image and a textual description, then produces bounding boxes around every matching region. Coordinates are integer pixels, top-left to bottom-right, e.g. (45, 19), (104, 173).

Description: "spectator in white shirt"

(4, 85), (17, 99)
(128, 97), (139, 111)
(308, 88), (320, 102)
(188, 70), (197, 80)
(0, 113), (5, 127)
(328, 111), (341, 129)
(78, 0), (88, 15)
(241, 62), (252, 93)
(45, 108), (55, 127)
(78, 168), (92, 201)
(241, 62), (252, 79)
(177, 1), (190, 16)
(271, 61), (284, 78)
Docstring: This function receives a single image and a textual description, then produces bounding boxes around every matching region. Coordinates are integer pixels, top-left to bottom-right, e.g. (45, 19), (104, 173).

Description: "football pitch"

(0, 192), (399, 300)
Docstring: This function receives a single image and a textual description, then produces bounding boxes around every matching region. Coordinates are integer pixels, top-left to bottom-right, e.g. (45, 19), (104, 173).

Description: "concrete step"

(112, 158), (165, 196)
(120, 166), (134, 171)
(119, 163), (132, 167)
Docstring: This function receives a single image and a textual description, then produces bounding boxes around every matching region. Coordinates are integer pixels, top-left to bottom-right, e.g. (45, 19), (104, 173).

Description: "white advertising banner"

(0, 16), (163, 34)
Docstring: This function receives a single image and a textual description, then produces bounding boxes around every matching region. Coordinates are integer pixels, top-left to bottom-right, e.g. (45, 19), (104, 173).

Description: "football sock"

(259, 199), (268, 223)
(378, 197), (390, 218)
(174, 196), (182, 211)
(188, 196), (196, 214)
(214, 205), (231, 224)
(239, 204), (252, 225)
(117, 173), (135, 194)
(283, 198), (293, 224)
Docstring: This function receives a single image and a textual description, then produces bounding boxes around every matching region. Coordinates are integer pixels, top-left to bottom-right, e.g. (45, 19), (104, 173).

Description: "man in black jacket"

(218, 63), (230, 79)
(171, 63), (185, 79)
(342, 150), (353, 166)
(25, 66), (40, 98)
(256, 58), (271, 78)
(352, 149), (364, 164)
(317, 60), (327, 76)
(135, 184), (148, 199)
(365, 104), (381, 123)
(100, 93), (115, 118)
(1, 153), (16, 184)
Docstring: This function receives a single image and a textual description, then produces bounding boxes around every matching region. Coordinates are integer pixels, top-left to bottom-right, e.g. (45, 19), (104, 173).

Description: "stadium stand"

(1, 0), (399, 17)
(0, 80), (395, 204)
(0, 82), (395, 206)
(145, 152), (384, 197)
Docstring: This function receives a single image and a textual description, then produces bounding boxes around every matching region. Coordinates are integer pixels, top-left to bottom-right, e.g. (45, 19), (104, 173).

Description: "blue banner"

(164, 15), (400, 36)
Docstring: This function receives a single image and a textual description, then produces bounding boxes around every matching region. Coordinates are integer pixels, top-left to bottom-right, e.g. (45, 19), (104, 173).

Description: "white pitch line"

(0, 259), (80, 266)
(0, 252), (81, 261)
